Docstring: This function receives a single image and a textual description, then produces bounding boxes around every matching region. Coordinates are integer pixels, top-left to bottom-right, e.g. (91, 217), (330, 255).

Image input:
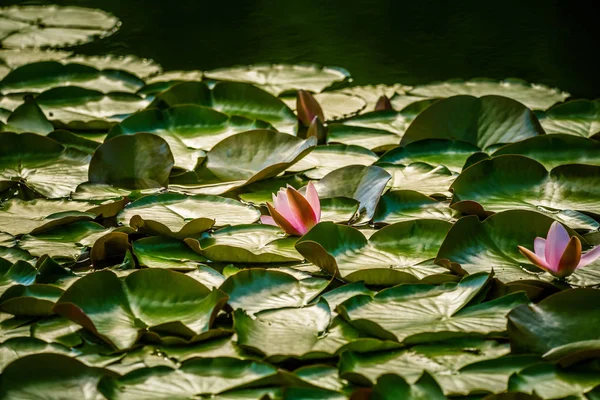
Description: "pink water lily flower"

(260, 182), (321, 236)
(518, 221), (600, 278)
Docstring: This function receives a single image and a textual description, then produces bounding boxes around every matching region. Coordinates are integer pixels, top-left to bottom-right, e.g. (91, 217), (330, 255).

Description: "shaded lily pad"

(436, 210), (600, 285)
(314, 165), (391, 224)
(0, 5), (119, 48)
(53, 269), (228, 350)
(451, 155), (600, 215)
(0, 283), (64, 316)
(185, 225), (303, 263)
(371, 372), (446, 400)
(204, 63), (350, 95)
(538, 99), (600, 137)
(296, 220), (455, 285)
(287, 144), (377, 179)
(383, 163), (458, 197)
(373, 190), (455, 224)
(400, 95), (544, 149)
(0, 259), (38, 295)
(338, 272), (528, 343)
(133, 236), (208, 270)
(0, 337), (75, 372)
(1, 97), (54, 134)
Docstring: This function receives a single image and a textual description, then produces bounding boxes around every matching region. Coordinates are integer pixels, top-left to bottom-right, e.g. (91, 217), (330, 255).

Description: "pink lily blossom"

(518, 221), (600, 279)
(260, 182), (321, 236)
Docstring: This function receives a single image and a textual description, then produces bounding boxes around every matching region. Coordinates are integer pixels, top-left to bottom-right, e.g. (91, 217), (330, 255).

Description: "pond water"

(5, 0), (599, 97)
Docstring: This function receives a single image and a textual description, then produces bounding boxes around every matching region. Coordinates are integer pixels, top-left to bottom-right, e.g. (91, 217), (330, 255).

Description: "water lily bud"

(297, 90), (325, 127)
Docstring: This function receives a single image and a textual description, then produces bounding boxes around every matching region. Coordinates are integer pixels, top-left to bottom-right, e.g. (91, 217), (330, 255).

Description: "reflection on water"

(3, 0), (599, 98)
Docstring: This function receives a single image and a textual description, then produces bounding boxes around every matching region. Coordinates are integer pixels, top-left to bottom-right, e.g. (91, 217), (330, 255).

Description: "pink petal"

(272, 191), (304, 232)
(305, 181), (321, 222)
(578, 245), (600, 268)
(545, 222), (570, 271)
(534, 237), (546, 258)
(518, 245), (553, 273)
(260, 215), (277, 226)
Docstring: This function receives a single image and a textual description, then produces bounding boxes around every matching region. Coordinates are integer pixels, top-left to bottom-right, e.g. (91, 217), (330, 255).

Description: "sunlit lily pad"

(68, 54), (162, 79)
(0, 259), (38, 295)
(373, 190), (455, 224)
(133, 236), (208, 270)
(287, 144), (377, 179)
(335, 84), (411, 112)
(383, 163), (457, 197)
(204, 63), (350, 95)
(0, 5), (119, 48)
(0, 98), (54, 135)
(378, 140), (481, 172)
(537, 99), (600, 137)
(296, 220), (455, 285)
(370, 372), (446, 400)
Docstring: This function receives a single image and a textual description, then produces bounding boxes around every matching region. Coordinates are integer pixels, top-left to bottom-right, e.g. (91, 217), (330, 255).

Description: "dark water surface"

(7, 0), (600, 98)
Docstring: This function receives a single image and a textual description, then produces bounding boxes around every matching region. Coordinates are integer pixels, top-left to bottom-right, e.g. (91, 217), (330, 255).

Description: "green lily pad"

(185, 225), (303, 263)
(378, 140), (481, 173)
(107, 106), (271, 170)
(335, 84), (411, 112)
(0, 132), (90, 198)
(287, 144), (378, 179)
(53, 269), (228, 350)
(47, 129), (101, 154)
(133, 236), (209, 270)
(1, 62), (144, 94)
(373, 190), (455, 224)
(436, 210), (600, 285)
(319, 197), (361, 224)
(0, 259), (38, 295)
(89, 133), (174, 190)
(371, 372), (446, 400)
(99, 357), (281, 399)
(0, 353), (115, 399)
(341, 338), (539, 396)
(327, 123), (401, 152)
(338, 272), (528, 343)
(0, 337), (75, 372)
(314, 165), (391, 224)
(451, 155), (600, 215)
(509, 289), (600, 365)
(400, 95), (544, 149)
(0, 284), (64, 316)
(296, 220), (454, 285)
(119, 193), (259, 233)
(538, 99), (600, 137)
(150, 81), (297, 134)
(0, 5), (119, 48)
(406, 78), (569, 110)
(0, 49), (73, 79)
(220, 268), (329, 315)
(492, 134), (600, 169)
(383, 163), (458, 197)
(508, 362), (600, 399)
(67, 54), (162, 79)
(310, 92), (367, 120)
(204, 63), (350, 95)
(1, 98), (54, 134)
(18, 220), (111, 259)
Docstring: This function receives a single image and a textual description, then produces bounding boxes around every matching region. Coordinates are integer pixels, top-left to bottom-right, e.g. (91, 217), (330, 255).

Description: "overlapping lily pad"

(287, 144), (378, 179)
(383, 163), (458, 197)
(537, 99), (600, 137)
(373, 190), (455, 224)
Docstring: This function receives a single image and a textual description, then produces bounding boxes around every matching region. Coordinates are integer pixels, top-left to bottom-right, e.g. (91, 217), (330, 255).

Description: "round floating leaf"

(492, 134), (600, 169)
(204, 63), (350, 95)
(319, 197), (360, 224)
(508, 289), (600, 364)
(151, 81), (297, 134)
(310, 92), (367, 120)
(99, 357), (280, 399)
(0, 49), (73, 78)
(0, 5), (119, 48)
(0, 337), (75, 372)
(508, 362), (600, 399)
(341, 338), (538, 396)
(89, 133), (174, 190)
(220, 268), (329, 315)
(538, 99), (600, 137)
(383, 163), (457, 197)
(107, 106), (270, 170)
(0, 284), (64, 316)
(287, 144), (377, 179)
(400, 95), (544, 149)
(1, 98), (53, 134)
(1, 62), (144, 94)
(407, 78), (569, 110)
(296, 220), (455, 285)
(185, 225), (303, 263)
(314, 165), (391, 224)
(378, 139), (481, 172)
(373, 190), (455, 224)
(451, 155), (600, 215)
(0, 259), (38, 295)
(335, 84), (411, 112)
(0, 132), (90, 198)
(68, 54), (162, 79)
(327, 122), (402, 152)
(133, 236), (208, 270)
(118, 193), (260, 233)
(436, 210), (600, 285)
(0, 353), (115, 399)
(338, 273), (528, 343)
(371, 373), (446, 400)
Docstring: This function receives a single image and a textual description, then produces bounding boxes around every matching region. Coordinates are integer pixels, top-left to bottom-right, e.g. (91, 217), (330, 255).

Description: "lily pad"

(451, 155), (600, 215)
(133, 236), (208, 270)
(67, 54), (162, 79)
(53, 269), (228, 350)
(295, 220), (455, 285)
(0, 337), (75, 372)
(400, 95), (544, 149)
(373, 190), (455, 224)
(89, 133), (174, 190)
(287, 144), (377, 179)
(107, 105), (271, 170)
(314, 165), (391, 224)
(338, 272), (528, 343)
(0, 283), (64, 316)
(185, 225), (303, 263)
(0, 259), (38, 295)
(1, 98), (54, 134)
(436, 210), (600, 285)
(0, 5), (119, 48)
(204, 63), (350, 95)
(335, 84), (411, 112)
(327, 123), (402, 152)
(371, 373), (446, 400)
(537, 99), (600, 137)
(383, 163), (458, 197)
(150, 81), (297, 134)
(378, 140), (481, 172)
